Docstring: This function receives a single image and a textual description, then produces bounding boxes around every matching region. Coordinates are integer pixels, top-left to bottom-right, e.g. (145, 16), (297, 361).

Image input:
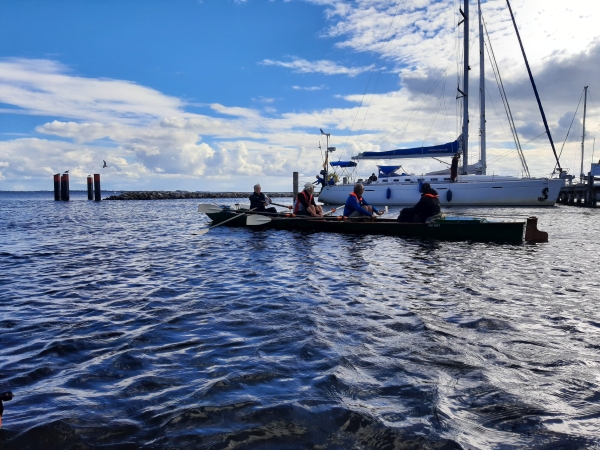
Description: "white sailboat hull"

(318, 175), (564, 206)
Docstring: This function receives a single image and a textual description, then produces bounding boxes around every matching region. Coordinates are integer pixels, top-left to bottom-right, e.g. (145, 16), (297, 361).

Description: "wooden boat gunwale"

(202, 208), (529, 243)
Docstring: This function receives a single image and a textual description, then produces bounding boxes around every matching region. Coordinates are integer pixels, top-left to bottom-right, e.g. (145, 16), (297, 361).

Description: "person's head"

(304, 182), (314, 193)
(254, 184), (261, 194)
(454, 152), (460, 158)
(353, 182), (364, 195)
(421, 183), (434, 195)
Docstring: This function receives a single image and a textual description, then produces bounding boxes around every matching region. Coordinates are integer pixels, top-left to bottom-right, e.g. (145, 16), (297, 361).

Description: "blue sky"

(1, 0), (599, 191)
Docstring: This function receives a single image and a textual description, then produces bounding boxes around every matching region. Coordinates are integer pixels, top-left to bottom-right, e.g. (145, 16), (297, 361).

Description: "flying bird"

(64, 170), (69, 173)
(103, 160), (107, 168)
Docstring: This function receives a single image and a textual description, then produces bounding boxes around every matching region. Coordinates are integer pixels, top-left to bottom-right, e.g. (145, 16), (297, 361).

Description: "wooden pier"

(557, 172), (599, 207)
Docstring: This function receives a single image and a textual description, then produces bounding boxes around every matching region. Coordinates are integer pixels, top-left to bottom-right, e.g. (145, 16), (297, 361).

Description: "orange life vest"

(349, 192), (363, 204)
(294, 190), (313, 213)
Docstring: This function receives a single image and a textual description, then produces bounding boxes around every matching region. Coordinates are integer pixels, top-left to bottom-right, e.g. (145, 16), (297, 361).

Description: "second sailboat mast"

(462, 0), (469, 174)
(478, 0), (486, 175)
(580, 85), (588, 182)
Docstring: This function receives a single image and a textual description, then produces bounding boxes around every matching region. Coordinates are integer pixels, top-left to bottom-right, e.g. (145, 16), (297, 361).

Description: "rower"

(397, 183), (441, 223)
(249, 184), (277, 213)
(294, 183), (323, 217)
(343, 183), (383, 218)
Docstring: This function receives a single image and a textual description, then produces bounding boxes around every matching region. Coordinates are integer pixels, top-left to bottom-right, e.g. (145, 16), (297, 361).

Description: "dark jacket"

(397, 187), (441, 223)
(412, 194), (441, 221)
(249, 192), (270, 211)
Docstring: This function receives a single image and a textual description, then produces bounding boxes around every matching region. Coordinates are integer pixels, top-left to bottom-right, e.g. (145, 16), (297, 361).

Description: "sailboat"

(318, 0), (565, 207)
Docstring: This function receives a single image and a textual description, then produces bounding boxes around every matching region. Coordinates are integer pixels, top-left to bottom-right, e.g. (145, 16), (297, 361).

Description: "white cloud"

(261, 57), (374, 77)
(292, 85), (326, 91)
(0, 58), (185, 124)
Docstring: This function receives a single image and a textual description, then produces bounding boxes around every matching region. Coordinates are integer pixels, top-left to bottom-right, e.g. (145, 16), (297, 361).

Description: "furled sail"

(353, 138), (461, 160)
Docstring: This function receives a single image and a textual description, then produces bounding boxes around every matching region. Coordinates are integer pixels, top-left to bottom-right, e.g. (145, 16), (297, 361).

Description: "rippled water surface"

(1, 191), (599, 449)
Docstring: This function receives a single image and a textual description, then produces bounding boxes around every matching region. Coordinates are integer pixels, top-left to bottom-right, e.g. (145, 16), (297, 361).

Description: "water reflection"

(0, 194), (598, 449)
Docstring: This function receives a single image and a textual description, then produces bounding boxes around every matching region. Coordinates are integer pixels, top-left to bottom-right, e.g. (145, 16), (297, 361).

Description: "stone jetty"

(105, 191), (294, 200)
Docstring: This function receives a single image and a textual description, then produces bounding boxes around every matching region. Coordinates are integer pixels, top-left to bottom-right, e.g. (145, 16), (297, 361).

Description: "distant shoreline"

(105, 191), (295, 200)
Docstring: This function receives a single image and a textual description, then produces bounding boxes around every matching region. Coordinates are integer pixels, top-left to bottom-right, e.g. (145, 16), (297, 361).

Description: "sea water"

(0, 191), (599, 449)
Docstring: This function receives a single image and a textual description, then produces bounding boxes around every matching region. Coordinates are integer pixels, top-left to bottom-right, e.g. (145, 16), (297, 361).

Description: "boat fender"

(418, 181), (423, 192)
(386, 187), (391, 199)
(446, 189), (453, 202)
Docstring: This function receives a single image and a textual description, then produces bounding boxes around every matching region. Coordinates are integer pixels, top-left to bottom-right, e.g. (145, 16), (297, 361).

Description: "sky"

(1, 0), (599, 192)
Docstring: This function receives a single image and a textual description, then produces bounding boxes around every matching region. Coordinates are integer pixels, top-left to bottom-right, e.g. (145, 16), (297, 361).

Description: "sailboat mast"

(580, 85), (588, 182)
(462, 0), (469, 174)
(478, 0), (486, 175)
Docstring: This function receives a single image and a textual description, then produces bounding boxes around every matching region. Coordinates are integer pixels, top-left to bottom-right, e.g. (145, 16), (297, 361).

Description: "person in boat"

(397, 183), (441, 223)
(450, 153), (460, 182)
(313, 175), (325, 187)
(368, 173), (378, 183)
(343, 183), (384, 218)
(294, 183), (323, 217)
(249, 184), (278, 213)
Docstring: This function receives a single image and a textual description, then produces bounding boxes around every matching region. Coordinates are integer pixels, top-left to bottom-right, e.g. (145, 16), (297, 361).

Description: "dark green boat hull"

(205, 211), (525, 242)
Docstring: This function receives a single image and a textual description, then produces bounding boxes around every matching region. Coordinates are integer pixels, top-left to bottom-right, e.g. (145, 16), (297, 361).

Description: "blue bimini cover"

(330, 161), (358, 168)
(353, 139), (460, 160)
(377, 165), (403, 177)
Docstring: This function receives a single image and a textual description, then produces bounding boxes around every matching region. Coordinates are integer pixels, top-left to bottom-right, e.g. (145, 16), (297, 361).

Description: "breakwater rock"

(105, 191), (294, 200)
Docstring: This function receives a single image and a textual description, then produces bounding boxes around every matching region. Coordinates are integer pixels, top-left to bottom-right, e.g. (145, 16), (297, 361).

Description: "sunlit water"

(1, 191), (599, 449)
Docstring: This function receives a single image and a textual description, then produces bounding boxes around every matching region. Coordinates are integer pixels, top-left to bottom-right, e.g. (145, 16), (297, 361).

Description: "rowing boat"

(198, 204), (548, 243)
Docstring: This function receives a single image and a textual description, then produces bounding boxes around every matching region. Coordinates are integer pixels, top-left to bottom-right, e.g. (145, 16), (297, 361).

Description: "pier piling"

(293, 172), (298, 201)
(87, 175), (93, 200)
(61, 173), (70, 201)
(53, 174), (61, 201)
(94, 174), (101, 201)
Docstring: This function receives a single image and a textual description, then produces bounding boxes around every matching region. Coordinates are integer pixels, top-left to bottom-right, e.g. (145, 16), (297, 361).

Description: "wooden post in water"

(53, 174), (61, 201)
(293, 172), (298, 202)
(587, 172), (593, 207)
(94, 174), (101, 201)
(593, 174), (597, 207)
(61, 173), (70, 201)
(87, 175), (93, 200)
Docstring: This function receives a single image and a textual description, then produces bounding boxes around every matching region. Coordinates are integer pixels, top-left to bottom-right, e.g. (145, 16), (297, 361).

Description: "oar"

(323, 205), (344, 216)
(269, 202), (293, 209)
(194, 208), (257, 235)
(197, 203), (223, 214)
(247, 205), (344, 226)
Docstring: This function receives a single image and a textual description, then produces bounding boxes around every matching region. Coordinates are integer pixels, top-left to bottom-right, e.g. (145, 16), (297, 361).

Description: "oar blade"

(246, 215), (272, 226)
(197, 204), (222, 213)
(192, 228), (210, 236)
